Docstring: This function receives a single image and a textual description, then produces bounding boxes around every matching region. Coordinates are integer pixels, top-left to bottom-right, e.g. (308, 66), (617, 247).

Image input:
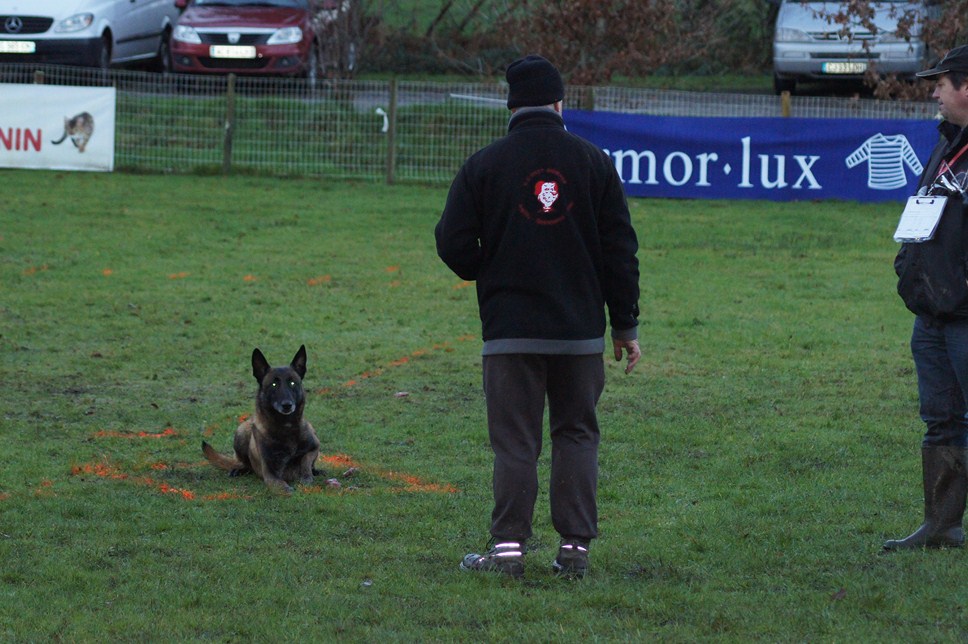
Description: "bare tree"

(358, 0), (771, 80)
(496, 0), (688, 84)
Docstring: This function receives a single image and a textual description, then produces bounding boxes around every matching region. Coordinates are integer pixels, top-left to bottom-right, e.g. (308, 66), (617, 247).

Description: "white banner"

(0, 84), (116, 172)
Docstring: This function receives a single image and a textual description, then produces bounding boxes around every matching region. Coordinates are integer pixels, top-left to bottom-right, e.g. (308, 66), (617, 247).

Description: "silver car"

(0, 0), (182, 71)
(771, 0), (928, 94)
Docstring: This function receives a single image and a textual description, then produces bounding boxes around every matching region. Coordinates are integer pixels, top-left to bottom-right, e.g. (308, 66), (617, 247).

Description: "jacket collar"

(507, 106), (564, 132)
(922, 121), (968, 187)
(939, 119), (968, 148)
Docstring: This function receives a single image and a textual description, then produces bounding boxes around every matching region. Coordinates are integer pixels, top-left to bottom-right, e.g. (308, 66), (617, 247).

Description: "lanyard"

(936, 142), (968, 178)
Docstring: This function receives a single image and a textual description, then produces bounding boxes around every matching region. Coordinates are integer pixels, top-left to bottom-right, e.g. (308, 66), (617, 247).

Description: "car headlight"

(173, 25), (202, 44)
(775, 27), (810, 43)
(267, 27), (302, 45)
(55, 13), (94, 33)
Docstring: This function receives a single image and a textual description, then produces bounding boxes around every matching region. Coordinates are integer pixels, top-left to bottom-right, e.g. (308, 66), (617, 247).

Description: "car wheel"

(96, 35), (111, 71)
(154, 30), (172, 75)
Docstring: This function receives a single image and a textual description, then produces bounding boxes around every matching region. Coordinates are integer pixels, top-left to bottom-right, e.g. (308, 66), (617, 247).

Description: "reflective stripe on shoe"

(552, 541), (589, 579)
(460, 542), (525, 578)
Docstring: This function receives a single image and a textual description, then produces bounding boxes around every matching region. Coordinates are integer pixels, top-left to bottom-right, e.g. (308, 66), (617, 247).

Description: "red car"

(171, 0), (320, 79)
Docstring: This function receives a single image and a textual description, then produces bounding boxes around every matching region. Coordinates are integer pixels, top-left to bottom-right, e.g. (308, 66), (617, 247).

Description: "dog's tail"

(201, 441), (244, 472)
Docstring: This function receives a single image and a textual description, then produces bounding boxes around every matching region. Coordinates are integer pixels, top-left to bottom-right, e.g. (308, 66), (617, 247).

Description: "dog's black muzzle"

(274, 400), (297, 415)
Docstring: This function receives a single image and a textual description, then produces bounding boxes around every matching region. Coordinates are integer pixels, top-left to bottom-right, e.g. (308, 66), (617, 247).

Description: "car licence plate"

(822, 61), (867, 74)
(209, 45), (256, 59)
(0, 41), (36, 54)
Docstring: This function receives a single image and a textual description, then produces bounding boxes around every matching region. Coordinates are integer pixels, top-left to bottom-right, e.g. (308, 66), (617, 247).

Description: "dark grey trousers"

(482, 353), (605, 544)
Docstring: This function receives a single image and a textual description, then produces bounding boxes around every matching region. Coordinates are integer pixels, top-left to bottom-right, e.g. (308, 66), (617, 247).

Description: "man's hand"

(613, 338), (641, 375)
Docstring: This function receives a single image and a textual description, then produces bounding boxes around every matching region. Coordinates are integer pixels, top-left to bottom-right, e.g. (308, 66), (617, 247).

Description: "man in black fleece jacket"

(886, 45), (968, 551)
(435, 55), (641, 578)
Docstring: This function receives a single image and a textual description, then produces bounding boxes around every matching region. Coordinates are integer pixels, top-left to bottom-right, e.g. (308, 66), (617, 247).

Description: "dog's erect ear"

(252, 348), (271, 382)
(291, 344), (307, 379)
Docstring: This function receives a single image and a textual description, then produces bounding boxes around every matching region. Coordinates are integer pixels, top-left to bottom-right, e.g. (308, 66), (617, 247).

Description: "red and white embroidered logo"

(518, 168), (571, 225)
(534, 181), (559, 212)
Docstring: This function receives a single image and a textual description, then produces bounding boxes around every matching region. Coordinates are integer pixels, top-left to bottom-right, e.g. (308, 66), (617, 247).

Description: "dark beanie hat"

(506, 55), (564, 109)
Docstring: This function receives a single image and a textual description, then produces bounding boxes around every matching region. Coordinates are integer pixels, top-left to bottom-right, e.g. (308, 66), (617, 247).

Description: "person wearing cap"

(435, 54), (641, 578)
(887, 44), (968, 550)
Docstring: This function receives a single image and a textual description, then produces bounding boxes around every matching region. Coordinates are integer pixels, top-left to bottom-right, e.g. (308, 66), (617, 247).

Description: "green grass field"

(2, 169), (965, 640)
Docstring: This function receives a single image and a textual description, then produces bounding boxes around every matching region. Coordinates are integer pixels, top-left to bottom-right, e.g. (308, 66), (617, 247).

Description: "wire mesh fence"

(1, 64), (939, 184)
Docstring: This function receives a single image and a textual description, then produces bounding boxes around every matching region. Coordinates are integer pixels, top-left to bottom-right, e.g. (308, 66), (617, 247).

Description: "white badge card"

(894, 196), (947, 243)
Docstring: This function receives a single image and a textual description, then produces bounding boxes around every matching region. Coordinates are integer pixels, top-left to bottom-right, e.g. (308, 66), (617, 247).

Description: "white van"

(0, 0), (182, 71)
(771, 0), (929, 94)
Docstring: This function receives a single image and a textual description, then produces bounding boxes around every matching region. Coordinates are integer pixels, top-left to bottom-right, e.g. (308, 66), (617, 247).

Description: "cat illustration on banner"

(51, 112), (94, 153)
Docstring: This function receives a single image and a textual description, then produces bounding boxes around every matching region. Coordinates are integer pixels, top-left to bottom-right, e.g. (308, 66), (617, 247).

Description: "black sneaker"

(552, 540), (589, 578)
(460, 541), (525, 578)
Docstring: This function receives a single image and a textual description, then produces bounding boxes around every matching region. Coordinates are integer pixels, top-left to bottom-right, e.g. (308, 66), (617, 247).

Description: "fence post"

(781, 90), (791, 118)
(33, 70), (44, 84)
(386, 78), (397, 185)
(222, 73), (236, 175)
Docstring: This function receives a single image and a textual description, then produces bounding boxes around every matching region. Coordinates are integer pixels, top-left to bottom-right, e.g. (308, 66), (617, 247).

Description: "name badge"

(893, 196), (947, 243)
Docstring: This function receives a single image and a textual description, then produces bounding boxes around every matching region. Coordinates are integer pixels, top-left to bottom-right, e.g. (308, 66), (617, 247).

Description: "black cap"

(506, 55), (565, 109)
(917, 45), (968, 78)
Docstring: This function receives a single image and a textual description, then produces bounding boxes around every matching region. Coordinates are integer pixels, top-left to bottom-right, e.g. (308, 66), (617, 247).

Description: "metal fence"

(1, 63), (939, 184)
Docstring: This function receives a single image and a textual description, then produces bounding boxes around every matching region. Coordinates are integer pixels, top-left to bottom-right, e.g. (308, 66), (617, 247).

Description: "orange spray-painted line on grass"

(72, 462), (129, 480)
(23, 264), (49, 276)
(320, 453), (458, 494)
(33, 480), (56, 498)
(92, 427), (179, 439)
(318, 334), (478, 394)
(158, 483), (196, 501)
(307, 275), (332, 286)
(67, 452), (455, 501)
(71, 459), (243, 502)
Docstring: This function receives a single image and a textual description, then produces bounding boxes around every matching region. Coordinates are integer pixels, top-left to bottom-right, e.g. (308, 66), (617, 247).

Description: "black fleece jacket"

(435, 107), (640, 355)
(896, 120), (968, 321)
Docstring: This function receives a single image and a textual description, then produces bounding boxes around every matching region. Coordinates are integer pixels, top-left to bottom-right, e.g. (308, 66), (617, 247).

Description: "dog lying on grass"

(202, 345), (320, 494)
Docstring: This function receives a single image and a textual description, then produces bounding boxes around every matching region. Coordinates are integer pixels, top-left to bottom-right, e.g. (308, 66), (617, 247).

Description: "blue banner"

(562, 110), (940, 203)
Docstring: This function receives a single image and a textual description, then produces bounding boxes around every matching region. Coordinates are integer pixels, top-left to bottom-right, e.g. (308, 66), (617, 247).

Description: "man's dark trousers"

(482, 353), (606, 543)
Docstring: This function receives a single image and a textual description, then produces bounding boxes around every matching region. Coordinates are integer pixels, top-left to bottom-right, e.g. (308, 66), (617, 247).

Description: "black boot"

(884, 446), (968, 550)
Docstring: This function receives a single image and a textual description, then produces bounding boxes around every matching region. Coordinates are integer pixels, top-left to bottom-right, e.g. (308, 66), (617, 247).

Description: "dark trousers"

(482, 353), (605, 543)
(912, 316), (968, 447)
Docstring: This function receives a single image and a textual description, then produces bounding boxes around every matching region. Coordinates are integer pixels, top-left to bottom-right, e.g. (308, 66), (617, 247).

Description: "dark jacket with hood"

(435, 107), (640, 355)
(896, 120), (968, 321)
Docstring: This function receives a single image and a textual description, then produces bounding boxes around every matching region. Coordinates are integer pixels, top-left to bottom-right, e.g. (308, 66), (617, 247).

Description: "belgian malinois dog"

(202, 345), (320, 494)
